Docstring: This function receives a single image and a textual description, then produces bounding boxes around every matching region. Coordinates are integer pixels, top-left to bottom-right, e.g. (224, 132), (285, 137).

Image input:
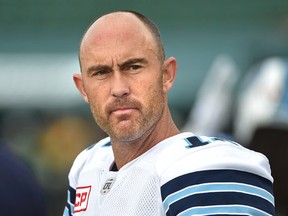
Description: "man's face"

(78, 14), (167, 142)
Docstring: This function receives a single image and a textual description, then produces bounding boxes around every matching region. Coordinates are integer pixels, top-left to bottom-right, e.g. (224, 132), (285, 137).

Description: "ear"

(73, 73), (89, 103)
(162, 57), (177, 93)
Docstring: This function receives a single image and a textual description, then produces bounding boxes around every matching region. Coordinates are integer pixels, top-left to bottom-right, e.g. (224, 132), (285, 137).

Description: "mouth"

(106, 98), (141, 118)
(111, 107), (136, 115)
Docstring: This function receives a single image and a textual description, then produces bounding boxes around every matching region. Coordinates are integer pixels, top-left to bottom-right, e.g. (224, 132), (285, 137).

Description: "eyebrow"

(86, 64), (112, 76)
(117, 58), (148, 69)
(86, 58), (148, 75)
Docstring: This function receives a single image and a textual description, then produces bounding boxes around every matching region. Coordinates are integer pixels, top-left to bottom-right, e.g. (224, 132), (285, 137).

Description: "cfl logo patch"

(100, 177), (116, 195)
(74, 186), (91, 213)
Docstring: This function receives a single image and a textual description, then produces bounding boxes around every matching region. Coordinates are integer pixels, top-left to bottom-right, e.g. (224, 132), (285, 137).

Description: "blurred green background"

(1, 1), (288, 215)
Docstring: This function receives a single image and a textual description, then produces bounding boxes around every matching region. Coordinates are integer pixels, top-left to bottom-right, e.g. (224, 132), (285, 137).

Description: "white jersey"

(63, 132), (275, 216)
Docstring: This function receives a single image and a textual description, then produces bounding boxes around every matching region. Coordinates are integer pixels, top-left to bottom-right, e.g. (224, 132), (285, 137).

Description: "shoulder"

(68, 137), (112, 187)
(187, 135), (272, 179)
(72, 136), (112, 165)
(155, 134), (273, 184)
(158, 134), (275, 216)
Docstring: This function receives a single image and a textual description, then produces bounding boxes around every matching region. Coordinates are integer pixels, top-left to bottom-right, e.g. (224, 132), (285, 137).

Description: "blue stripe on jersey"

(163, 182), (274, 210)
(161, 169), (273, 199)
(178, 205), (272, 216)
(161, 170), (274, 216)
(85, 143), (96, 151)
(103, 141), (111, 147)
(185, 136), (238, 149)
(85, 140), (111, 151)
(63, 186), (76, 216)
(184, 136), (211, 148)
(166, 191), (274, 215)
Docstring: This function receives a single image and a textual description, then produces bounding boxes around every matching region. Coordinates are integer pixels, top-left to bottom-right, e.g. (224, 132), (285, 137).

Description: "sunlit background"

(1, 1), (288, 215)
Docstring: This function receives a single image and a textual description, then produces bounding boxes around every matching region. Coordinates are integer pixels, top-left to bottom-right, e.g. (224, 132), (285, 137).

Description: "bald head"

(79, 11), (165, 71)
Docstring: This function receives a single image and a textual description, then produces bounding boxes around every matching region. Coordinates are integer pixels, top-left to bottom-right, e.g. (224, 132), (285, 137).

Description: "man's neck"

(110, 109), (179, 170)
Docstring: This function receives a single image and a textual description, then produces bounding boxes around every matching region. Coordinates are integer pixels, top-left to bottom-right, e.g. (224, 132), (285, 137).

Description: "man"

(63, 11), (275, 216)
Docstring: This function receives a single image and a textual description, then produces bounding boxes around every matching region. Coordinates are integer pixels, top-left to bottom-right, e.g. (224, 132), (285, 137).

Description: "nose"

(110, 72), (130, 98)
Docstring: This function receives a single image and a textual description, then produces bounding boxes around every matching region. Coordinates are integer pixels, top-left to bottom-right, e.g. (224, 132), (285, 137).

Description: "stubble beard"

(89, 89), (165, 144)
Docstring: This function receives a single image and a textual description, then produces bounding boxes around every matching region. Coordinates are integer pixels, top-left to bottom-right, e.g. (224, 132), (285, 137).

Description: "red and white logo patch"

(74, 186), (92, 213)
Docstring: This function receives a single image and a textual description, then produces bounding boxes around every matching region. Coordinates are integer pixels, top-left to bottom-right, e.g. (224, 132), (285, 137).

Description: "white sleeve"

(160, 138), (275, 216)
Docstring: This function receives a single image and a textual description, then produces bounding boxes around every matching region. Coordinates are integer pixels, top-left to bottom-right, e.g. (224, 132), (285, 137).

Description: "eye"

(92, 70), (110, 80)
(95, 70), (107, 75)
(130, 65), (141, 70)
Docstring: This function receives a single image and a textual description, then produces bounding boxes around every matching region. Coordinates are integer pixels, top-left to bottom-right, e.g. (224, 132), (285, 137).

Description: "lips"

(112, 107), (133, 112)
(111, 107), (135, 115)
(106, 99), (141, 115)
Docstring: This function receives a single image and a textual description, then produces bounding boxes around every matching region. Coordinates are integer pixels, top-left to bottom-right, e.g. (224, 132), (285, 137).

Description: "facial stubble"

(88, 76), (165, 143)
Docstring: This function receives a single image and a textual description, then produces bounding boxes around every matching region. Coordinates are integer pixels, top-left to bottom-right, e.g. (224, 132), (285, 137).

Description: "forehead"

(79, 13), (157, 61)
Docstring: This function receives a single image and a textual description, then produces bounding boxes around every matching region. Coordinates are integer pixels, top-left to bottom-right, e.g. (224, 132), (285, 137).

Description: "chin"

(113, 133), (142, 143)
(111, 128), (147, 143)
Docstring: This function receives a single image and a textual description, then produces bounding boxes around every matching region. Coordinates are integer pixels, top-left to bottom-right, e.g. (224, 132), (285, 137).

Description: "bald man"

(63, 11), (274, 216)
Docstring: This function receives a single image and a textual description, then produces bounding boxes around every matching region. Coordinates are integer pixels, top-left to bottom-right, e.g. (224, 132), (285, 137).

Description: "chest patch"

(74, 186), (92, 213)
(100, 177), (116, 195)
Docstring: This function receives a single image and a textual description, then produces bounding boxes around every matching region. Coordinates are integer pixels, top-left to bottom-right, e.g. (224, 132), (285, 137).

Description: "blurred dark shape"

(249, 125), (288, 216)
(36, 116), (105, 215)
(234, 57), (288, 146)
(0, 140), (47, 216)
(181, 54), (239, 136)
(37, 116), (99, 172)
